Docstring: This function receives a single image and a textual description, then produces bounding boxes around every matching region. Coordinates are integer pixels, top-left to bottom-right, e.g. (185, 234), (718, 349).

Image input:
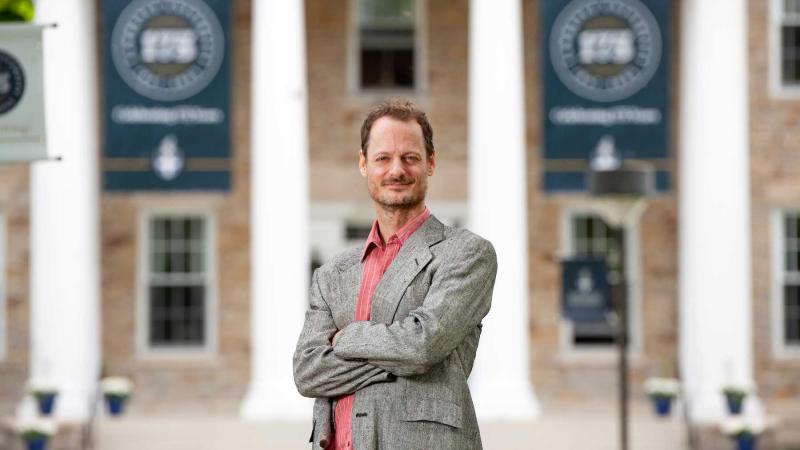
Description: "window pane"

(152, 218), (166, 240)
(786, 0), (800, 16)
(172, 247), (185, 272)
(361, 49), (386, 87)
(149, 286), (168, 344)
(785, 285), (800, 344)
(189, 218), (204, 241)
(783, 26), (800, 84)
(189, 251), (204, 273)
(149, 285), (205, 346)
(392, 49), (414, 87)
(152, 251), (167, 273)
(361, 29), (414, 50)
(359, 0), (414, 28)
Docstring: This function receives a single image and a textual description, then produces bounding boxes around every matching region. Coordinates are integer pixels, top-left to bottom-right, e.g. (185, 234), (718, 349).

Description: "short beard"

(372, 191), (425, 211)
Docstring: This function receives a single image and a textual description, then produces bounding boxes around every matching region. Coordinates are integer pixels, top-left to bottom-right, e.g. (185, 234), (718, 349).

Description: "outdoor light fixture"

(586, 156), (655, 450)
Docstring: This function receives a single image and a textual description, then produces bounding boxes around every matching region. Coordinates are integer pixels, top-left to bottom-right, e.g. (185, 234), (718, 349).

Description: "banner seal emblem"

(549, 0), (662, 103)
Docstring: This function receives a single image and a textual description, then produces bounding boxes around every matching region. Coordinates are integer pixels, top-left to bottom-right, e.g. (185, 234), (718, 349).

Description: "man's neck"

(375, 203), (427, 243)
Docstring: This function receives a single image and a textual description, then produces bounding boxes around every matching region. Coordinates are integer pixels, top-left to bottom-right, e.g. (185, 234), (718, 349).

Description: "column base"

(471, 378), (540, 421)
(240, 380), (312, 420)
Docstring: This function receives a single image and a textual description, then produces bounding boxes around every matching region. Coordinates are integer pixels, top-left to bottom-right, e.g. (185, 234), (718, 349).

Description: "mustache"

(382, 177), (413, 186)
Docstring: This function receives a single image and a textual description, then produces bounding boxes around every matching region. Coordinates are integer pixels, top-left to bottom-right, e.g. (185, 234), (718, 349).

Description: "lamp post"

(586, 156), (654, 450)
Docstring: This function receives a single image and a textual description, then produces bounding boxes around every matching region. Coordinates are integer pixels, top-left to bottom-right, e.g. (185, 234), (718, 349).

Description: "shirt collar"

(361, 207), (430, 261)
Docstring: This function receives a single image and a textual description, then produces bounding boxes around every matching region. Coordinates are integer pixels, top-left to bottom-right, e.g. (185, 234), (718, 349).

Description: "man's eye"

(404, 156), (420, 162)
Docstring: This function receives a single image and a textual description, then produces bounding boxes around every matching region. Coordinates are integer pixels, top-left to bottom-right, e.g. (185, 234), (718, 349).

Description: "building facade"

(0, 0), (798, 439)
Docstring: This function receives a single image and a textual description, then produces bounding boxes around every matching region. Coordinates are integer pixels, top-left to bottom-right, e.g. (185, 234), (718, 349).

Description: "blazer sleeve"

(293, 270), (395, 398)
(332, 236), (497, 375)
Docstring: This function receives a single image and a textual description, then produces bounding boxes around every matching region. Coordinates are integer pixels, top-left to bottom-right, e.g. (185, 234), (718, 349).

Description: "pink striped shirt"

(331, 208), (430, 450)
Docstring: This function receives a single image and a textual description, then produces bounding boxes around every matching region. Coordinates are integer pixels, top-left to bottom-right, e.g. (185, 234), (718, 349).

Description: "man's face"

(359, 116), (435, 211)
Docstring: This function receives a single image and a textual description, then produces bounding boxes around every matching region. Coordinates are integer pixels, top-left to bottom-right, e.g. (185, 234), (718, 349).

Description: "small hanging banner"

(562, 258), (611, 323)
(0, 24), (47, 162)
(102, 0), (232, 191)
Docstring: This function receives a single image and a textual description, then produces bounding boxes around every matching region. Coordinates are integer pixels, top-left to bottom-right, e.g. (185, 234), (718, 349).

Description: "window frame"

(558, 205), (643, 361)
(137, 208), (218, 358)
(771, 209), (800, 358)
(347, 0), (428, 96)
(769, 0), (800, 98)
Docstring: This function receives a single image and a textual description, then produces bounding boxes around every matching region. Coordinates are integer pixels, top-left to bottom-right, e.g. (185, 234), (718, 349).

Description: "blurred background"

(0, 0), (797, 449)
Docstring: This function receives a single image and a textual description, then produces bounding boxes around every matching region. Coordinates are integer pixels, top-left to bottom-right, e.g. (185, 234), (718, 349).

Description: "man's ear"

(359, 149), (367, 177)
(427, 149), (436, 176)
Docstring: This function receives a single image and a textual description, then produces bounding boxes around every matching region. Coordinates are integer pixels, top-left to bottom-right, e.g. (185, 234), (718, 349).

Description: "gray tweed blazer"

(293, 215), (497, 450)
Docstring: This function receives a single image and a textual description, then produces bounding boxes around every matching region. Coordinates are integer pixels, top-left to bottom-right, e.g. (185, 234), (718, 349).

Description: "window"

(569, 214), (620, 346)
(771, 0), (800, 94)
(777, 211), (800, 350)
(355, 0), (420, 90)
(140, 212), (215, 353)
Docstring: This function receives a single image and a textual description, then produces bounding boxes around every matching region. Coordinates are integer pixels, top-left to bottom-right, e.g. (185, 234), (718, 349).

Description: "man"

(293, 99), (497, 450)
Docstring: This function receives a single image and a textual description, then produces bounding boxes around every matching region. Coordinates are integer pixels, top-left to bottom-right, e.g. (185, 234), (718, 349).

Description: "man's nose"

(387, 157), (405, 177)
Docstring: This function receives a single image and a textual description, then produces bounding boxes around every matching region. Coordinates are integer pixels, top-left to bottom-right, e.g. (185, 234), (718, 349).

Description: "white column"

(240, 0), (311, 419)
(28, 0), (100, 420)
(679, 0), (753, 422)
(467, 0), (539, 420)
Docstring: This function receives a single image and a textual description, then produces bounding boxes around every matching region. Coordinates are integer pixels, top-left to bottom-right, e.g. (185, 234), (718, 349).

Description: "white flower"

(15, 417), (58, 437)
(722, 383), (752, 395)
(25, 378), (58, 395)
(644, 377), (681, 397)
(101, 377), (134, 396)
(720, 415), (767, 436)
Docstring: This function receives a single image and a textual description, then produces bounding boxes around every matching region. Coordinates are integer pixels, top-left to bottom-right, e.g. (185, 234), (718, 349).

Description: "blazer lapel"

(370, 216), (445, 325)
(333, 253), (361, 327)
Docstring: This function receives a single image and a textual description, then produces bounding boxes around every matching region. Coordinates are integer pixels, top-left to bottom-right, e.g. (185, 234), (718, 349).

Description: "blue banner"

(562, 258), (611, 322)
(542, 0), (670, 192)
(102, 0), (231, 191)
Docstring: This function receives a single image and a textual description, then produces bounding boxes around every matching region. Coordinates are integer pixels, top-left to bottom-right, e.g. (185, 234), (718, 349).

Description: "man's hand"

(331, 330), (342, 346)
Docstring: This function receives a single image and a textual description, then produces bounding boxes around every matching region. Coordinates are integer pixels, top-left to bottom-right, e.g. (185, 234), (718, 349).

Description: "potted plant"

(644, 377), (680, 417)
(15, 417), (57, 450)
(0, 0), (34, 21)
(722, 384), (749, 415)
(25, 379), (58, 416)
(721, 416), (766, 450)
(101, 376), (133, 416)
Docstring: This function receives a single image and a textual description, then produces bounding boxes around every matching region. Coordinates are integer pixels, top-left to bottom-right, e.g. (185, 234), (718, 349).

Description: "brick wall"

(0, 165), (30, 415)
(748, 0), (800, 410)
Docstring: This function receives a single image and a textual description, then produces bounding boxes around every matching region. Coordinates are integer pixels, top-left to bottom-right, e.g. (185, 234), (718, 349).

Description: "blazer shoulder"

(438, 225), (496, 259)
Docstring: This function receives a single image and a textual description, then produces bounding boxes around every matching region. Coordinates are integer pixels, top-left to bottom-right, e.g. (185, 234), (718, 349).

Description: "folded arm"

(293, 270), (395, 398)
(333, 237), (497, 375)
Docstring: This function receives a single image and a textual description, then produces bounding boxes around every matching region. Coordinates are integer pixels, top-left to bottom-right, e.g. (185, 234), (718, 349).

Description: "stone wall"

(0, 165), (30, 415)
(748, 0), (800, 410)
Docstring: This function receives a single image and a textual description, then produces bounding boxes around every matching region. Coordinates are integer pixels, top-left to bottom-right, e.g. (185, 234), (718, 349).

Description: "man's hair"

(360, 99), (434, 158)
